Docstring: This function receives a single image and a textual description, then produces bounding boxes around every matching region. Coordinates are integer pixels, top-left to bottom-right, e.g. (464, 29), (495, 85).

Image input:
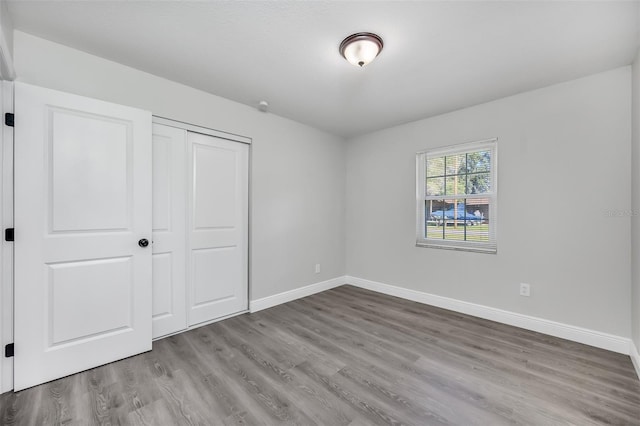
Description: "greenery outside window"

(416, 139), (497, 253)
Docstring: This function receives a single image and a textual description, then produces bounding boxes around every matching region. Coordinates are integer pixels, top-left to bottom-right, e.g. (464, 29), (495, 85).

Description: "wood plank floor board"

(220, 317), (304, 371)
(318, 289), (640, 424)
(214, 321), (296, 385)
(336, 286), (630, 366)
(249, 313), (457, 425)
(318, 288), (640, 401)
(280, 300), (532, 424)
(211, 321), (362, 426)
(116, 349), (163, 415)
(290, 302), (528, 424)
(235, 313), (346, 376)
(330, 287), (595, 361)
(292, 360), (404, 426)
(360, 294), (640, 420)
(222, 409), (266, 426)
(187, 324), (318, 425)
(206, 323), (336, 425)
(332, 363), (491, 426)
(126, 398), (176, 426)
(275, 304), (422, 368)
(284, 300), (424, 364)
(155, 367), (216, 425)
(172, 334), (283, 424)
(1, 285), (639, 425)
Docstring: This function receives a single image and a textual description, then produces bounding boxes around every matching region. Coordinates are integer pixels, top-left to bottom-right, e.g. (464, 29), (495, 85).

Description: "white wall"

(0, 1), (11, 58)
(12, 30), (346, 301)
(632, 51), (640, 353)
(0, 0), (13, 81)
(346, 67), (631, 337)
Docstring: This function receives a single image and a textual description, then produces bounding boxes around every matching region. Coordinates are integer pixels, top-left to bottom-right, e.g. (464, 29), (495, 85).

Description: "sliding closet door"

(188, 132), (248, 325)
(152, 124), (187, 338)
(14, 82), (152, 390)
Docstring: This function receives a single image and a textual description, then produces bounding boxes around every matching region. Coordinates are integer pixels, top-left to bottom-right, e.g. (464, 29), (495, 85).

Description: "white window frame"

(416, 138), (498, 253)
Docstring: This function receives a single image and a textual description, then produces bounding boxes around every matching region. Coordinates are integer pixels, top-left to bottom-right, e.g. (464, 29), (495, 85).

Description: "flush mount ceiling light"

(339, 32), (384, 67)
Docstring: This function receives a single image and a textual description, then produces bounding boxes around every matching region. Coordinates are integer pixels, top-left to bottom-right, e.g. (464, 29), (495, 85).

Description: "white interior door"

(14, 82), (152, 390)
(188, 132), (248, 325)
(152, 123), (187, 338)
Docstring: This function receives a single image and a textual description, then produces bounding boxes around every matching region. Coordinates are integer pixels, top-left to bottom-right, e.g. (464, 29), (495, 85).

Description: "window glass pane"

(467, 172), (491, 194)
(442, 199), (470, 241)
(425, 198), (489, 242)
(425, 200), (446, 239)
(426, 177), (445, 196)
(466, 150), (491, 173)
(465, 200), (490, 242)
(445, 153), (466, 176)
(426, 156), (445, 177)
(445, 176), (465, 195)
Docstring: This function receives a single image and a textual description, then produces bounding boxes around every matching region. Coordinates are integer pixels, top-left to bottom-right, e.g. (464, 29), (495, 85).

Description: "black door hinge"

(5, 343), (13, 357)
(4, 228), (13, 242)
(4, 113), (14, 127)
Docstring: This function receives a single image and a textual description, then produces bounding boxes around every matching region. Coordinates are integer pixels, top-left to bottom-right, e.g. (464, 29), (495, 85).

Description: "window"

(416, 139), (497, 253)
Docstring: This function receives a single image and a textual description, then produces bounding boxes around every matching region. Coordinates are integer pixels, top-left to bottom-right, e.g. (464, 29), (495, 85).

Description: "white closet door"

(152, 124), (187, 338)
(14, 82), (152, 390)
(188, 132), (248, 325)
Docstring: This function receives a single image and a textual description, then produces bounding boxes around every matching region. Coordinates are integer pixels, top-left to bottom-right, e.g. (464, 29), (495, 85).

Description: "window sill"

(416, 241), (497, 254)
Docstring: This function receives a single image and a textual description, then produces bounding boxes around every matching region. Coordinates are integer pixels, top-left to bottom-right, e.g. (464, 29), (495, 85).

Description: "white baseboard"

(345, 276), (631, 355)
(630, 341), (640, 380)
(249, 276), (346, 313)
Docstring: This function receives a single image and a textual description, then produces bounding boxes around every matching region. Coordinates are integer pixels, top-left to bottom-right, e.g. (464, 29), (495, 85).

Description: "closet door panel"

(188, 132), (248, 325)
(151, 124), (187, 338)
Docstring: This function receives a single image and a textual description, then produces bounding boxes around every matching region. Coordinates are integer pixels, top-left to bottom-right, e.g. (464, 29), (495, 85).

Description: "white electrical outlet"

(315, 264), (321, 274)
(520, 283), (530, 297)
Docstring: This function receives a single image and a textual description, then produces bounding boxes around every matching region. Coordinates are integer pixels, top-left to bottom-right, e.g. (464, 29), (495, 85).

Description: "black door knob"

(138, 238), (149, 248)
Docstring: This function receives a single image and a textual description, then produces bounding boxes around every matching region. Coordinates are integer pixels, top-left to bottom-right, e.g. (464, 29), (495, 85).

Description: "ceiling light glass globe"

(343, 39), (381, 67)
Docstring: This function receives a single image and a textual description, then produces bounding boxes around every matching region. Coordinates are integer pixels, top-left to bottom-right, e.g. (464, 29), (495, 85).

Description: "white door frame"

(0, 80), (14, 394)
(0, 2), (16, 392)
(153, 116), (252, 145)
(0, 105), (252, 393)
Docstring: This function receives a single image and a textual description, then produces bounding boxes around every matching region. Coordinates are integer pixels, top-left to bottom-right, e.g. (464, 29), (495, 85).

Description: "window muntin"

(416, 140), (497, 253)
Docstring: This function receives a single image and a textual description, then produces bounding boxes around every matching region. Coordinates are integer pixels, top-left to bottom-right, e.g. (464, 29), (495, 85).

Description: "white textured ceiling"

(6, 1), (640, 137)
